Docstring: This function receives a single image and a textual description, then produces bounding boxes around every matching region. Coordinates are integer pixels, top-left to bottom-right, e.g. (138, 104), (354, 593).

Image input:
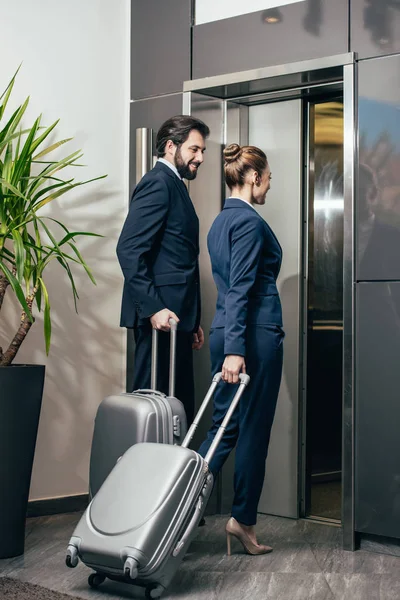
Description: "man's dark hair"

(156, 115), (210, 158)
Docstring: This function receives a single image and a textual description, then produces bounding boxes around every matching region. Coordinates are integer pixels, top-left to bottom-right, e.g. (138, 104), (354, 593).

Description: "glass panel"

(308, 100), (344, 521)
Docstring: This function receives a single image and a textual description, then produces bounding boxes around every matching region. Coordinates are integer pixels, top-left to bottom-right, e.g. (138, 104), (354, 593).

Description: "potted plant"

(0, 68), (105, 558)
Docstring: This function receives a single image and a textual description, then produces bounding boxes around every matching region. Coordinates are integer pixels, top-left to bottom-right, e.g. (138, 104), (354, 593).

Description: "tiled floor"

(0, 512), (399, 599)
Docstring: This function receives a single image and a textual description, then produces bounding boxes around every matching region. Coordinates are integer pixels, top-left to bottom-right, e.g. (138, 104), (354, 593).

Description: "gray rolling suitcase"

(89, 319), (187, 498)
(66, 372), (250, 598)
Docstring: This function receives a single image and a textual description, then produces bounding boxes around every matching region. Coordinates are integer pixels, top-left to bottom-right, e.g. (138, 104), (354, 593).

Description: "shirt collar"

(157, 158), (182, 180)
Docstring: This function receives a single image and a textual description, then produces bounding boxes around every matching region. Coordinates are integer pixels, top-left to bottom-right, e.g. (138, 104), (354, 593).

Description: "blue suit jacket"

(116, 161), (201, 332)
(208, 197), (283, 356)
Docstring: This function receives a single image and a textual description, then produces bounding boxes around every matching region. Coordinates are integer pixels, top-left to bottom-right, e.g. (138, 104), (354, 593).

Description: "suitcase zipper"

(139, 456), (206, 576)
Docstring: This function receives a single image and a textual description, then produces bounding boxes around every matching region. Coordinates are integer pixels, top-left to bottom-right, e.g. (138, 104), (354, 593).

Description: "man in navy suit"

(117, 116), (210, 425)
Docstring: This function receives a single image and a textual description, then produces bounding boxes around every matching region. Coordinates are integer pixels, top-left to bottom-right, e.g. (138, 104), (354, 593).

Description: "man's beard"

(174, 146), (200, 180)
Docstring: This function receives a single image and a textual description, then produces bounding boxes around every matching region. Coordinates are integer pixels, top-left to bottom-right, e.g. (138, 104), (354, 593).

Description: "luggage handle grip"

(151, 318), (178, 397)
(181, 373), (250, 453)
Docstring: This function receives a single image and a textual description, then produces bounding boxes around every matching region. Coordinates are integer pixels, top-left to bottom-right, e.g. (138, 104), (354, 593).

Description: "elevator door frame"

(183, 53), (356, 550)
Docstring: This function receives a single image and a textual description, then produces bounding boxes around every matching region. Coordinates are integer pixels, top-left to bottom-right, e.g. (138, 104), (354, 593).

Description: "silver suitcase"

(89, 319), (187, 498)
(66, 372), (250, 598)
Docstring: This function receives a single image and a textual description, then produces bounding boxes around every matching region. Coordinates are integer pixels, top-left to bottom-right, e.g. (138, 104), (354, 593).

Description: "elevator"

(183, 53), (356, 546)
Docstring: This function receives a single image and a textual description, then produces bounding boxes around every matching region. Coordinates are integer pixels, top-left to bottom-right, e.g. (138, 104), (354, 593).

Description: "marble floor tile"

(311, 544), (400, 575)
(197, 513), (342, 547)
(379, 575), (400, 600)
(1, 512), (399, 600)
(326, 573), (400, 600)
(210, 572), (273, 600)
(164, 572), (223, 599)
(262, 573), (334, 600)
(183, 541), (322, 574)
(360, 537), (400, 558)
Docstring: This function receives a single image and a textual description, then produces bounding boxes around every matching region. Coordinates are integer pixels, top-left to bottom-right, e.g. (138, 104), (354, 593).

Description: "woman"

(198, 143), (284, 556)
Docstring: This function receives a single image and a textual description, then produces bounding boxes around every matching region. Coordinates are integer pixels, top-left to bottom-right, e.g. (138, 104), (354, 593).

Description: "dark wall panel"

(357, 55), (400, 281)
(192, 0), (348, 80)
(131, 0), (191, 99)
(355, 282), (400, 538)
(129, 94), (184, 195)
(351, 0), (400, 59)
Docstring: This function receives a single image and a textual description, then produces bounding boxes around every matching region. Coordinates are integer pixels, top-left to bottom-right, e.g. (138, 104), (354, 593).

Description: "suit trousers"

(198, 324), (284, 526)
(133, 323), (195, 426)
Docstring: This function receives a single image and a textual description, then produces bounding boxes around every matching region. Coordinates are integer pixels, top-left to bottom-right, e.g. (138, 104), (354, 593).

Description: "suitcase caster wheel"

(123, 556), (139, 580)
(88, 572), (106, 588)
(146, 584), (164, 599)
(65, 545), (79, 568)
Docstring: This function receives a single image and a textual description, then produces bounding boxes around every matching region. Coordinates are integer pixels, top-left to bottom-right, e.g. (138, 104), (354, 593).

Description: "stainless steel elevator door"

(249, 100), (302, 519)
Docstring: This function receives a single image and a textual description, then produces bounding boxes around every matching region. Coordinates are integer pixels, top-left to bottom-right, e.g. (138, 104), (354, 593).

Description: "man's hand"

(222, 355), (246, 384)
(150, 309), (179, 331)
(192, 326), (205, 350)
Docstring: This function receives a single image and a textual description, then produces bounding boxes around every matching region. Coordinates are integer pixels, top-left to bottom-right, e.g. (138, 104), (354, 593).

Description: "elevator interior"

(184, 55), (353, 538)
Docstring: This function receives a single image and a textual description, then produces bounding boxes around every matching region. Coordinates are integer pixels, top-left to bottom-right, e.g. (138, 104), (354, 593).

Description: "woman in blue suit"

(198, 143), (284, 556)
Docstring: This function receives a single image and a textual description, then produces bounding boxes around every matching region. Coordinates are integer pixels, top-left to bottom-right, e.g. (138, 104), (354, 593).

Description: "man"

(117, 115), (210, 425)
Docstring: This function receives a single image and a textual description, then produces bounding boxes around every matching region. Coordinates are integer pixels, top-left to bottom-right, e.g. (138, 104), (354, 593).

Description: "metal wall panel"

(192, 0), (348, 80)
(351, 0), (400, 59)
(129, 94), (185, 195)
(357, 55), (400, 282)
(131, 0), (191, 99)
(356, 282), (400, 538)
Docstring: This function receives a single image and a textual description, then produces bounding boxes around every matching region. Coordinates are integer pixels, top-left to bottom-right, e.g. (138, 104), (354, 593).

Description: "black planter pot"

(0, 364), (45, 558)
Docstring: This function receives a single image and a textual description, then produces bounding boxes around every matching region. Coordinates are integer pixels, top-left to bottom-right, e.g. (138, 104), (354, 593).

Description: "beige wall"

(0, 0), (130, 500)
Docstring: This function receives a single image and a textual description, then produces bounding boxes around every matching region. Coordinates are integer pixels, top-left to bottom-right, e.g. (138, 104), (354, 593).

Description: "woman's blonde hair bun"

(223, 143), (242, 164)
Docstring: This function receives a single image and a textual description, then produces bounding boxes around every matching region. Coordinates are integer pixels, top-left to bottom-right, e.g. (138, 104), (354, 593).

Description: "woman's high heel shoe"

(225, 517), (273, 556)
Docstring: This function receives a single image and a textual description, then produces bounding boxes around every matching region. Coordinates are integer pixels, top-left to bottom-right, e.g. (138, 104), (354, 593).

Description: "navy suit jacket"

(208, 198), (283, 356)
(116, 161), (201, 332)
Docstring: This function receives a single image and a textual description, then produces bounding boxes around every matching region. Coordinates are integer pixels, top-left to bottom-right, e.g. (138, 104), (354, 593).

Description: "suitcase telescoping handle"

(150, 318), (178, 397)
(181, 372), (250, 464)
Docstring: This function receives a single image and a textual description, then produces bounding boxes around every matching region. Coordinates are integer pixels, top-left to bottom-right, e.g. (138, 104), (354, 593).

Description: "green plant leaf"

(33, 137), (73, 160)
(67, 241), (97, 285)
(11, 115), (41, 186)
(0, 178), (29, 201)
(32, 178), (74, 204)
(11, 229), (25, 283)
(38, 278), (51, 354)
(30, 119), (60, 156)
(0, 97), (30, 154)
(35, 280), (42, 312)
(0, 260), (33, 321)
(0, 65), (21, 119)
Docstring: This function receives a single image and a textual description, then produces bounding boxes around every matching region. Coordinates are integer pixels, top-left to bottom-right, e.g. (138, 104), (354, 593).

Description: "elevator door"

(306, 100), (344, 522)
(248, 101), (302, 518)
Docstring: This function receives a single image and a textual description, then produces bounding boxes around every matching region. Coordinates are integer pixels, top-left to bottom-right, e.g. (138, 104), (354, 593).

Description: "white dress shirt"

(157, 158), (182, 180)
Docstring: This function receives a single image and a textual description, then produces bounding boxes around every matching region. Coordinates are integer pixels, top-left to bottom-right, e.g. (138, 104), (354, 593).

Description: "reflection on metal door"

(249, 101), (302, 518)
(188, 94), (302, 519)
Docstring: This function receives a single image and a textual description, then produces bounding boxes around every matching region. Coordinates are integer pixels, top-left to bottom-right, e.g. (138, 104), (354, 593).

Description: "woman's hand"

(222, 355), (246, 384)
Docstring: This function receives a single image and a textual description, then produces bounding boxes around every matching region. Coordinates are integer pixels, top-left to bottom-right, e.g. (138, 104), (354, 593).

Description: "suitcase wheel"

(65, 545), (79, 568)
(145, 584), (164, 599)
(88, 572), (106, 588)
(123, 556), (139, 580)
